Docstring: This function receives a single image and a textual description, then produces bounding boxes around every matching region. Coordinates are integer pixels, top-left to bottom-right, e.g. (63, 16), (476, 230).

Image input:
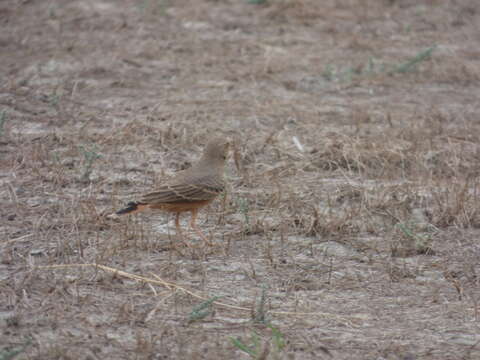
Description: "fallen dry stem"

(36, 263), (358, 324)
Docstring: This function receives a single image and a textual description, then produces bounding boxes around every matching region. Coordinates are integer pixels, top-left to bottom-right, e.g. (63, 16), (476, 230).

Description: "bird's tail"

(116, 201), (146, 215)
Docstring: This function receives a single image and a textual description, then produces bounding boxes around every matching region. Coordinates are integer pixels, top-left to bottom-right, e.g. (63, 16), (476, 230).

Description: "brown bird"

(116, 137), (230, 246)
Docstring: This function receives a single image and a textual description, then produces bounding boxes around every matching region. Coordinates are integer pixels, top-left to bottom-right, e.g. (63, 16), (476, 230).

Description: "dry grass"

(2, 0), (480, 359)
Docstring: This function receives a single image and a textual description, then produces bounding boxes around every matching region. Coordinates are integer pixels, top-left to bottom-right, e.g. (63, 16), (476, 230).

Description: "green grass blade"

(392, 45), (436, 74)
(230, 337), (257, 357)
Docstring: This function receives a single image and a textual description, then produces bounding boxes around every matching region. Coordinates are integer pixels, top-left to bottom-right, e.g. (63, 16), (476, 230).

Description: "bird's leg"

(190, 208), (213, 246)
(174, 212), (190, 248)
(175, 212), (181, 236)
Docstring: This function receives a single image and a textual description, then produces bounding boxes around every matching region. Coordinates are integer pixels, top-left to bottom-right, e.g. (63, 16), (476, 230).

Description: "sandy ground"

(2, 0), (480, 359)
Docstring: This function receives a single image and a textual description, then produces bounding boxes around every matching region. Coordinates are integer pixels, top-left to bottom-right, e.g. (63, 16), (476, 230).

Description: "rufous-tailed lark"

(116, 137), (230, 246)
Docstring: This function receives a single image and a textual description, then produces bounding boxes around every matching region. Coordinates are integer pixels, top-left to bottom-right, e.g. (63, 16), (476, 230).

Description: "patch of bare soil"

(2, 0), (480, 359)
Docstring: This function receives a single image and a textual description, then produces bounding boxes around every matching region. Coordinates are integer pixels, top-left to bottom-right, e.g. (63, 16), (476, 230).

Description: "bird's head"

(202, 137), (231, 164)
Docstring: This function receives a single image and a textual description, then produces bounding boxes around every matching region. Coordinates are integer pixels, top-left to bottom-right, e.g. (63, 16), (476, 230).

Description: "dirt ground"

(2, 0), (480, 359)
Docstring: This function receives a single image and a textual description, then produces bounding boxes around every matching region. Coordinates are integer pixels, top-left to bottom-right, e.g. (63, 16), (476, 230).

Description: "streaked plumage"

(116, 137), (230, 246)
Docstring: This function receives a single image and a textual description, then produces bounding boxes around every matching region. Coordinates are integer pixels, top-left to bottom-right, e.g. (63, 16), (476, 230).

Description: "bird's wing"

(140, 176), (224, 204)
